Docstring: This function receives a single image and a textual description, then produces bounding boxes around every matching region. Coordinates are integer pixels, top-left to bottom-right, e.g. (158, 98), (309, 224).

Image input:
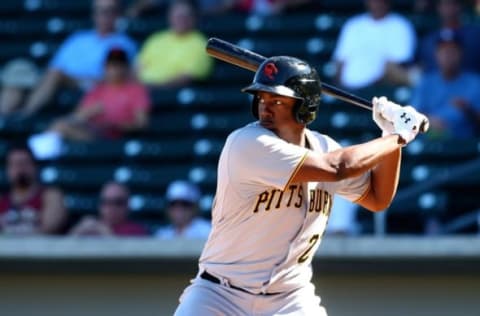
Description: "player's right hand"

(372, 96), (395, 136)
(372, 96), (421, 145)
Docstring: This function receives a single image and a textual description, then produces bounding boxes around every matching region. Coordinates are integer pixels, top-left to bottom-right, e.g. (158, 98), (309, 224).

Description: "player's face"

(257, 91), (299, 130)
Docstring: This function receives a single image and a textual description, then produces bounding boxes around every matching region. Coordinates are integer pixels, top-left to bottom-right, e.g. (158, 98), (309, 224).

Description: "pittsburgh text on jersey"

(252, 184), (332, 216)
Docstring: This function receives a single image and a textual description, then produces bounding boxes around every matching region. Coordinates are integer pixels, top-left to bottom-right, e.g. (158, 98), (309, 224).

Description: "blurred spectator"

(155, 180), (210, 239)
(332, 0), (416, 90)
(0, 59), (40, 116)
(0, 142), (66, 235)
(413, 0), (435, 14)
(126, 0), (233, 17)
(70, 181), (148, 237)
(418, 0), (480, 74)
(28, 47), (150, 160)
(127, 0), (314, 17)
(136, 0), (213, 89)
(233, 0), (314, 16)
(47, 47), (151, 142)
(21, 0), (137, 117)
(411, 29), (480, 139)
(326, 195), (360, 236)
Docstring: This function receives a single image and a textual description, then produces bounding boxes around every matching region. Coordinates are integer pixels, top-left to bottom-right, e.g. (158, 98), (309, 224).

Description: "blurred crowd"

(0, 0), (479, 237)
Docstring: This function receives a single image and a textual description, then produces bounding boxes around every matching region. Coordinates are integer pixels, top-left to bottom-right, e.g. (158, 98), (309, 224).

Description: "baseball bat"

(206, 37), (430, 133)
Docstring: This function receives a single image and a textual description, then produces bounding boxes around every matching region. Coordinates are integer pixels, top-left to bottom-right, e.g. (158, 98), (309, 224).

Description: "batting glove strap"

(372, 96), (395, 135)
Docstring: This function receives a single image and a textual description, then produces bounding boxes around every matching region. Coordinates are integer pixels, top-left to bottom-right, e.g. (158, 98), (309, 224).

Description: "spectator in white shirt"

(155, 180), (211, 239)
(332, 0), (416, 90)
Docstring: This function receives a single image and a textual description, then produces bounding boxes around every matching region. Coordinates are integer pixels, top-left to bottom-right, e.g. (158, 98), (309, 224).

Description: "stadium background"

(0, 0), (479, 315)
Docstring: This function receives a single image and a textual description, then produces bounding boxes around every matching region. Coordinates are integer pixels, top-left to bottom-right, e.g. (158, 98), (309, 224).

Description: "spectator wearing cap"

(0, 58), (40, 116)
(418, 0), (480, 74)
(21, 0), (137, 117)
(155, 180), (211, 239)
(42, 46), (151, 142)
(136, 0), (213, 89)
(411, 29), (480, 140)
(69, 181), (148, 237)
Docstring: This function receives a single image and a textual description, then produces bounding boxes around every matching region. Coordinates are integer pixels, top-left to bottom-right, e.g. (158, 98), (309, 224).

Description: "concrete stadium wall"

(1, 237), (479, 316)
(1, 273), (479, 316)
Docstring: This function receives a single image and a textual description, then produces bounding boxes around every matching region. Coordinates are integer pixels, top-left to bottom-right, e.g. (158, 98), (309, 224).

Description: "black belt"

(200, 271), (280, 296)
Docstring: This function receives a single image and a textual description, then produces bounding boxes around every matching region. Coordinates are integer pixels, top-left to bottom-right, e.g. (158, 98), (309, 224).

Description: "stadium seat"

(151, 86), (250, 109)
(26, 0), (91, 16)
(122, 139), (197, 162)
(209, 63), (253, 85)
(404, 139), (480, 163)
(125, 18), (167, 41)
(389, 190), (448, 216)
(113, 164), (192, 189)
(200, 14), (248, 38)
(148, 112), (196, 135)
(40, 164), (116, 191)
(59, 140), (125, 162)
(0, 19), (46, 38)
(64, 193), (97, 215)
(400, 162), (480, 187)
(236, 36), (314, 58)
(192, 138), (225, 159)
(189, 112), (251, 134)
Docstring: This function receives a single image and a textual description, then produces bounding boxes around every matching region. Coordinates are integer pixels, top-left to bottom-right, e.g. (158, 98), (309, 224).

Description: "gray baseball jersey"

(198, 122), (370, 295)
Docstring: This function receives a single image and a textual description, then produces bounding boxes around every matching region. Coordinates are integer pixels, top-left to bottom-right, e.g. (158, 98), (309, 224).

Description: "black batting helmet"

(242, 56), (322, 125)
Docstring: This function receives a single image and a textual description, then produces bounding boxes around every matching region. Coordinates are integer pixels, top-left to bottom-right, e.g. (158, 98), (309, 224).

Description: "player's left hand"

(391, 105), (422, 145)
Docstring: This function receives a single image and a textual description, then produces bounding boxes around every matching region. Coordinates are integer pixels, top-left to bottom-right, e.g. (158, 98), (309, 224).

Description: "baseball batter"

(174, 56), (421, 316)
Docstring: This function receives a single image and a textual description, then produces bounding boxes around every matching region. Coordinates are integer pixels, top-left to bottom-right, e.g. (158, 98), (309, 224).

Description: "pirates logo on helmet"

(242, 56), (322, 125)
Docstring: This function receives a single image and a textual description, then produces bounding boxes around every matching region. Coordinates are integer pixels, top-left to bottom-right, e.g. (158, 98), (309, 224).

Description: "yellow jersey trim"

(353, 181), (372, 203)
(283, 151), (308, 191)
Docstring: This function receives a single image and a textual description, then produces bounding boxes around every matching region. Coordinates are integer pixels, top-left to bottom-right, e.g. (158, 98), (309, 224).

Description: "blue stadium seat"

(209, 63), (253, 85)
(125, 17), (167, 41)
(400, 162), (480, 187)
(200, 14), (248, 38)
(151, 86), (250, 109)
(59, 140), (125, 162)
(122, 139), (196, 162)
(389, 191), (448, 215)
(189, 112), (251, 134)
(64, 193), (97, 215)
(404, 139), (480, 163)
(41, 164), (116, 191)
(113, 165), (191, 189)
(26, 0), (91, 15)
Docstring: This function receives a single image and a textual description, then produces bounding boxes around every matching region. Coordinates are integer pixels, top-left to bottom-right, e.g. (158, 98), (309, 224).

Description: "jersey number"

(297, 234), (320, 263)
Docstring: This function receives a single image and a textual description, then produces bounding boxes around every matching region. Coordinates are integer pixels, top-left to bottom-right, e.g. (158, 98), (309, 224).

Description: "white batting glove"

(372, 96), (423, 145)
(372, 96), (395, 136)
(391, 105), (421, 145)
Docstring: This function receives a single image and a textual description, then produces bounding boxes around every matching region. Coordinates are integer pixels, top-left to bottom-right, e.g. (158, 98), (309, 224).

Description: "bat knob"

(419, 117), (430, 133)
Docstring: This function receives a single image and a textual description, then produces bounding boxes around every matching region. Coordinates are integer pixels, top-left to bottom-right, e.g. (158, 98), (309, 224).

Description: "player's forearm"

(295, 135), (403, 183)
(330, 134), (403, 180)
(362, 146), (401, 211)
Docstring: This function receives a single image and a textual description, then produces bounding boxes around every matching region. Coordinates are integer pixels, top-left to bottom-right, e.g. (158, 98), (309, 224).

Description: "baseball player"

(174, 56), (422, 316)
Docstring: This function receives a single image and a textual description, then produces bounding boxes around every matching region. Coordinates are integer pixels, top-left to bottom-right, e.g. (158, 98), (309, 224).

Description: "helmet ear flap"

(251, 94), (259, 119)
(292, 99), (304, 123)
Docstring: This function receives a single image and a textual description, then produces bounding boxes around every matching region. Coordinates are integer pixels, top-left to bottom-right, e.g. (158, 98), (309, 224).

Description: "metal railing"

(374, 156), (480, 236)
